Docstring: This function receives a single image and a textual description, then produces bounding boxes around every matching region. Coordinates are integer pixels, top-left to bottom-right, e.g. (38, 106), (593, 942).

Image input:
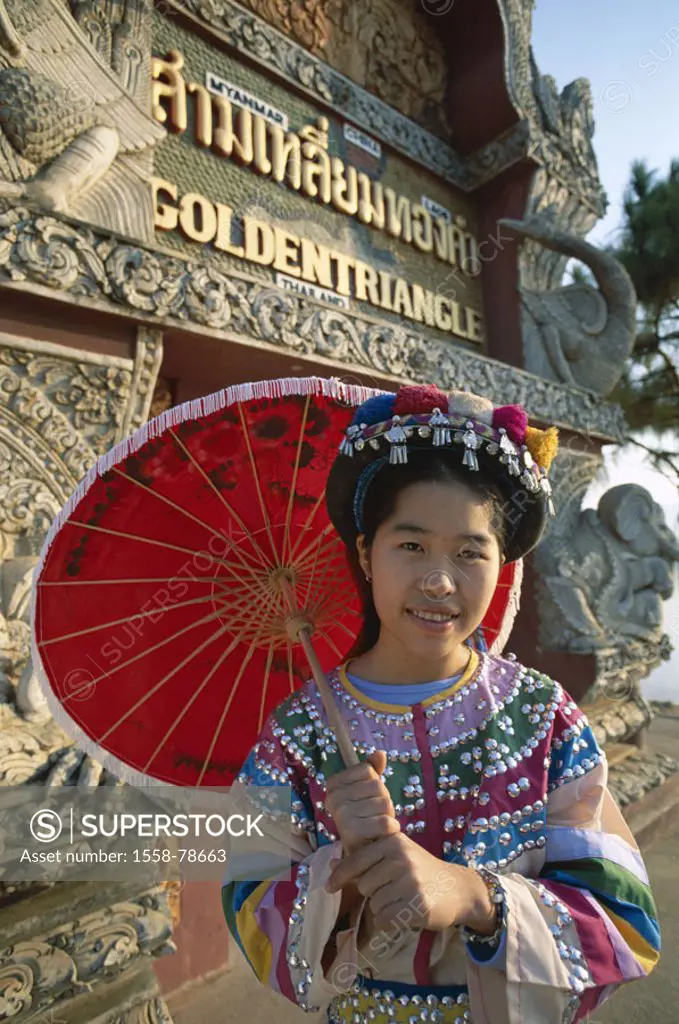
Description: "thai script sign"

(150, 24), (485, 345)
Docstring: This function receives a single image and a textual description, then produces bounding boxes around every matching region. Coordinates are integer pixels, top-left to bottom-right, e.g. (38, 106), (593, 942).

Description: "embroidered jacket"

(221, 650), (660, 1024)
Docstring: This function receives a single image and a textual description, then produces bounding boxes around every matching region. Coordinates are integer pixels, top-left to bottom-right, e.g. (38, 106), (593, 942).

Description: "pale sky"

(531, 3), (679, 698)
(532, 0), (679, 248)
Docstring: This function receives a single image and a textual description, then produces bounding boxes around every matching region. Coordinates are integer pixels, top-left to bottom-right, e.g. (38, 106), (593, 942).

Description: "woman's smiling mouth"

(406, 607), (461, 631)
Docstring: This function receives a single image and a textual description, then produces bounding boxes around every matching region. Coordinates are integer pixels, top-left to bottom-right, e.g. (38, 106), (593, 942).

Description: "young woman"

(222, 384), (660, 1024)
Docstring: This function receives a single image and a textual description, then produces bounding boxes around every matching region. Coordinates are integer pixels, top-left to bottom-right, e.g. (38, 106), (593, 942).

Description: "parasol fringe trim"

(489, 558), (523, 656)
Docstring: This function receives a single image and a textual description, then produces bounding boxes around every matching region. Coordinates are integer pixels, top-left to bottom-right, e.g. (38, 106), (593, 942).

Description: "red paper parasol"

(32, 377), (522, 788)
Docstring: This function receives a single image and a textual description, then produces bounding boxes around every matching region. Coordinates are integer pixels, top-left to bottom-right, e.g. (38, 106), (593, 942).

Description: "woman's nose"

(421, 568), (457, 602)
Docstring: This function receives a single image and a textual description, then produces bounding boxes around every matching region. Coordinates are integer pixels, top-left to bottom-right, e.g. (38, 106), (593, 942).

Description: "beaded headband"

(338, 385), (558, 532)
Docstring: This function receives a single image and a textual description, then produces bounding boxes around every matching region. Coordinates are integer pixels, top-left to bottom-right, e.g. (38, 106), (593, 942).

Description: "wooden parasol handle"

(278, 577), (359, 768)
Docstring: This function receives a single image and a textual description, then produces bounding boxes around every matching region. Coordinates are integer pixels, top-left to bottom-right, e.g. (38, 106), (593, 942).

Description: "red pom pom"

(492, 405), (528, 444)
(393, 384), (449, 416)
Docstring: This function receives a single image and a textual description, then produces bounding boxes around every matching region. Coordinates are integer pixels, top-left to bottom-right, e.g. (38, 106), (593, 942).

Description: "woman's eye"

(460, 549), (483, 561)
(401, 541), (423, 552)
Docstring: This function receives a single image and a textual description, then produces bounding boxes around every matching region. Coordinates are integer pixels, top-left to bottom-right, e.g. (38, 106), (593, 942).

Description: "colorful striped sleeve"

(535, 697), (660, 1020)
(220, 715), (364, 1013)
(466, 687), (660, 1024)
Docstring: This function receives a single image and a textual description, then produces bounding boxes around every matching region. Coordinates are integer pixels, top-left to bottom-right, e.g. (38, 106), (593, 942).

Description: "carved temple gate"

(0, 1), (676, 1020)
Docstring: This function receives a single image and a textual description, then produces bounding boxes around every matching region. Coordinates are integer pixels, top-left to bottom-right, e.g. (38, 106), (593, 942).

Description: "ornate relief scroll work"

(0, 0), (165, 241)
(608, 751), (679, 810)
(174, 0), (476, 188)
(588, 689), (655, 750)
(0, 889), (175, 1020)
(168, 0), (539, 188)
(0, 205), (627, 442)
(498, 0), (606, 217)
(121, 328), (164, 439)
(497, 0), (611, 318)
(325, 0), (452, 139)
(594, 636), (674, 710)
(70, 0), (153, 105)
(501, 214), (637, 396)
(120, 990), (176, 1024)
(0, 327), (163, 751)
(0, 334), (101, 747)
(0, 333), (174, 1021)
(0, 333), (135, 460)
(228, 0), (452, 137)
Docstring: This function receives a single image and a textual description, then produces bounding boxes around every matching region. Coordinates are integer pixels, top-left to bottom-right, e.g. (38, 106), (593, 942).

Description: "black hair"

(344, 450), (508, 658)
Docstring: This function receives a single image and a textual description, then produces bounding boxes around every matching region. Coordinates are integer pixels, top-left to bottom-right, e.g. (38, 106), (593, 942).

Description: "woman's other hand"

(325, 832), (496, 935)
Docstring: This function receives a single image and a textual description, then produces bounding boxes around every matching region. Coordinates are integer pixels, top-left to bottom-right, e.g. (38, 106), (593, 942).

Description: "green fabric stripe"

(543, 857), (657, 919)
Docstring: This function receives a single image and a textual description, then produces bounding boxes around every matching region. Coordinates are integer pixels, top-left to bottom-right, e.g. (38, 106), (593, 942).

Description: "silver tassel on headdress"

(461, 422), (482, 471)
(520, 447), (539, 491)
(540, 474), (555, 516)
(430, 408), (452, 447)
(385, 415), (408, 464)
(339, 424), (361, 457)
(498, 429), (521, 477)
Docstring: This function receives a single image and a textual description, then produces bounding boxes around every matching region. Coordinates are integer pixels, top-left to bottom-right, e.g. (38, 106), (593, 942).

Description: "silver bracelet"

(460, 864), (507, 946)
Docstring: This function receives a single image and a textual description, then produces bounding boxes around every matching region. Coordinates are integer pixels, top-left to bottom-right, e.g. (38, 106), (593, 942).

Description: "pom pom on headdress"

(393, 384), (449, 416)
(492, 405), (528, 444)
(350, 393), (396, 426)
(448, 391), (494, 425)
(525, 425), (559, 471)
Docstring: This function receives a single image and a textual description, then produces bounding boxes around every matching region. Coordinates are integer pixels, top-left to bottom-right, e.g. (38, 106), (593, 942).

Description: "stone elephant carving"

(546, 484), (679, 651)
(500, 213), (637, 396)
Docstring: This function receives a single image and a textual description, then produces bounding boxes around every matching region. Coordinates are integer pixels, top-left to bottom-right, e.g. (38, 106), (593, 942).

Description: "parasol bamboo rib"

(169, 429), (275, 570)
(258, 642), (276, 734)
(53, 602), (243, 701)
(284, 394), (311, 565)
(99, 619), (234, 742)
(143, 630), (245, 771)
(292, 518), (334, 567)
(63, 520), (269, 579)
(287, 645), (296, 697)
(316, 627), (342, 660)
(63, 519), (274, 607)
(36, 593), (233, 646)
(197, 630), (265, 787)
(110, 466), (270, 577)
(277, 576), (358, 768)
(237, 404), (278, 559)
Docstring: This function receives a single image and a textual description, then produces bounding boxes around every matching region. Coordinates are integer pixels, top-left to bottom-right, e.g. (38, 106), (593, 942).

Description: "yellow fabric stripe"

(235, 880), (274, 982)
(602, 905), (660, 974)
(338, 649), (480, 712)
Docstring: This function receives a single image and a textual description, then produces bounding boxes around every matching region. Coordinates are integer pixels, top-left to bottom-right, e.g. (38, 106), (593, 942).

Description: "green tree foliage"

(609, 160), (679, 484)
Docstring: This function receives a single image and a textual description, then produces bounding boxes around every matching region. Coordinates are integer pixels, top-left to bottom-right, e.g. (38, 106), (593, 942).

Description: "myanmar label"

(205, 72), (289, 130)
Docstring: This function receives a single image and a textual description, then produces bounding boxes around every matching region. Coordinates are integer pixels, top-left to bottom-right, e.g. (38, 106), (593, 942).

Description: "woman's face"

(359, 479), (503, 666)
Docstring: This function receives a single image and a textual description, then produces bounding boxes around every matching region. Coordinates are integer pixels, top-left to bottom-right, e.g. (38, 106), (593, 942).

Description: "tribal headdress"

(326, 383), (558, 564)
